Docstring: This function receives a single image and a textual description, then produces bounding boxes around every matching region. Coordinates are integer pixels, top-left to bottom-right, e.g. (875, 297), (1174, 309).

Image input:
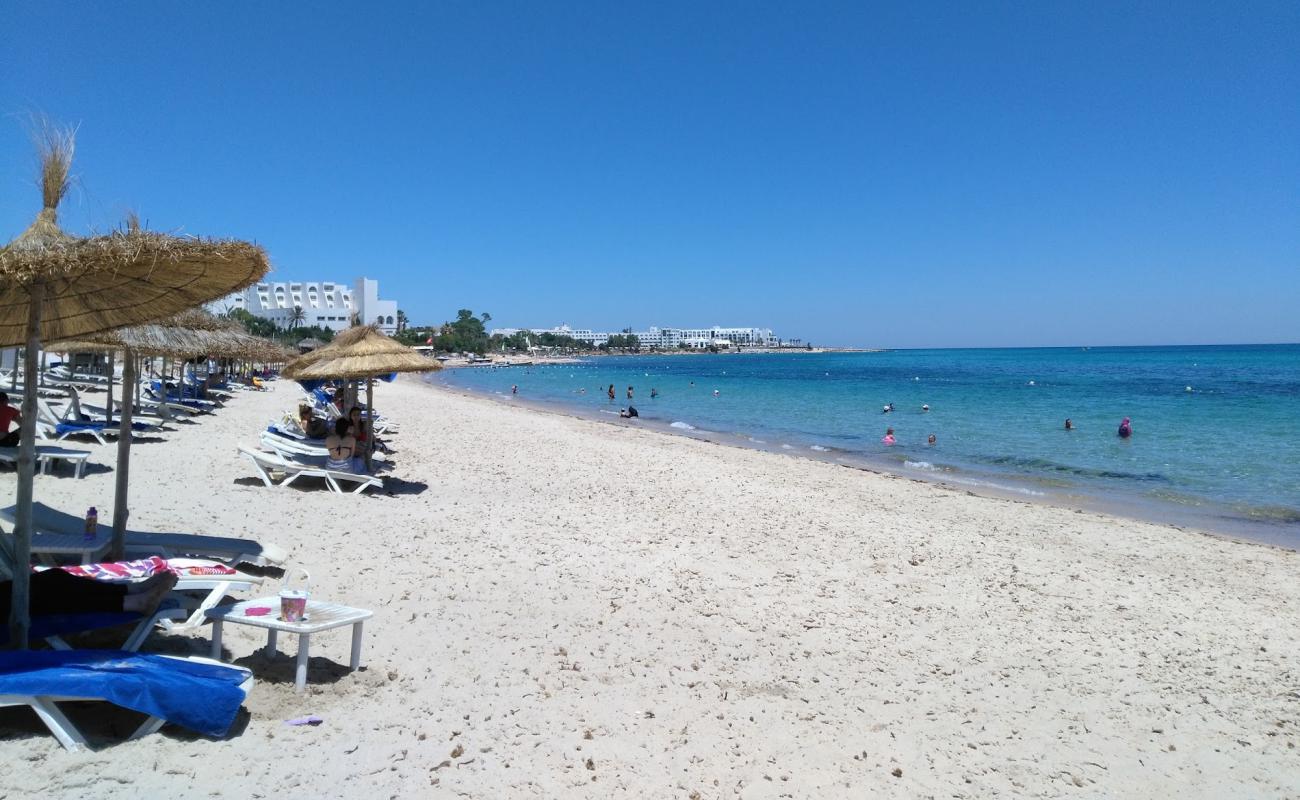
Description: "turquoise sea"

(432, 345), (1300, 547)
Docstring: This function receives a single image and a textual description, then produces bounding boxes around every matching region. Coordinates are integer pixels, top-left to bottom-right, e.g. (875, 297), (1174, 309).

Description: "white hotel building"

(492, 324), (780, 349)
(211, 278), (399, 335)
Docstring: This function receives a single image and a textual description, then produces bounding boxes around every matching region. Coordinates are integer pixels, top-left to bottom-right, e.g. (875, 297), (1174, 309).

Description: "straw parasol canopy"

(0, 122), (270, 648)
(281, 324), (440, 380)
(282, 325), (439, 471)
(51, 324), (216, 359)
(0, 131), (269, 347)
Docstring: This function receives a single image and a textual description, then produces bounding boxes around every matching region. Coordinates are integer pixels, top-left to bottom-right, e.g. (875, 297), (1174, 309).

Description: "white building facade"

(211, 277), (399, 335)
(491, 324), (779, 349)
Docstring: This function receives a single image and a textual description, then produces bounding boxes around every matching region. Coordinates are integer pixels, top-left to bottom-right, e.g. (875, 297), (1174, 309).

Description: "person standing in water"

(511, 384), (518, 395)
(1117, 417), (1132, 439)
(650, 388), (658, 399)
(607, 384), (615, 401)
(927, 434), (936, 445)
(1064, 418), (1073, 430)
(882, 428), (896, 445)
(627, 385), (634, 400)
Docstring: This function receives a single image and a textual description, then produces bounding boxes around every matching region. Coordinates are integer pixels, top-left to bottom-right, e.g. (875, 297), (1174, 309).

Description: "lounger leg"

(265, 629), (278, 658)
(129, 715), (167, 740)
(210, 619), (224, 660)
(75, 458), (85, 479)
(27, 697), (89, 752)
(350, 621), (365, 670)
(295, 633), (310, 692)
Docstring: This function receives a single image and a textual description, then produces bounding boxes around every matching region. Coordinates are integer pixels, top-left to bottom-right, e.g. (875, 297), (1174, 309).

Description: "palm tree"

(288, 305), (306, 328)
(396, 309), (409, 333)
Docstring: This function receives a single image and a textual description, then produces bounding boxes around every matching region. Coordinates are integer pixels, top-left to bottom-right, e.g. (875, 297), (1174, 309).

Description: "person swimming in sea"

(1117, 417), (1132, 439)
(927, 433), (936, 445)
(882, 427), (896, 446)
(650, 388), (658, 399)
(921, 404), (929, 412)
(1064, 418), (1073, 430)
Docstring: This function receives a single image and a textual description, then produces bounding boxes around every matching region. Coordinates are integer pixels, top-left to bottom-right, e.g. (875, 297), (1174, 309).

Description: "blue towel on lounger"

(0, 650), (248, 737)
(54, 421), (106, 436)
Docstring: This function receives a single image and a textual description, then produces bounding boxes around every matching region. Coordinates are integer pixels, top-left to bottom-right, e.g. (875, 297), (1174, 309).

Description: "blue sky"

(2, 2), (1297, 348)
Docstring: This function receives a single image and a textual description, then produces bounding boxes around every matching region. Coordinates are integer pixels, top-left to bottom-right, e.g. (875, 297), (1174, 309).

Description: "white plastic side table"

(205, 597), (373, 692)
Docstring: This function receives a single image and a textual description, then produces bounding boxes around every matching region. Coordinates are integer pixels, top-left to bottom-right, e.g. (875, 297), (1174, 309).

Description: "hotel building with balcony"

(210, 278), (399, 334)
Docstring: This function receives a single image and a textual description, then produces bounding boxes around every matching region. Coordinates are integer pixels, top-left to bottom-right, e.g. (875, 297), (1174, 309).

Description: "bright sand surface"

(1, 376), (1298, 798)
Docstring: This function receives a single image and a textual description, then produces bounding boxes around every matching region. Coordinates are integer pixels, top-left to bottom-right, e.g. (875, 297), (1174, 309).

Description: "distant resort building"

(490, 324), (781, 349)
(209, 278), (399, 334)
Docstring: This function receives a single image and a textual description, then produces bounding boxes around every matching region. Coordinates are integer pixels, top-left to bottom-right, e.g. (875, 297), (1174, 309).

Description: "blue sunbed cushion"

(25, 612), (143, 644)
(0, 650), (248, 738)
(55, 421), (106, 434)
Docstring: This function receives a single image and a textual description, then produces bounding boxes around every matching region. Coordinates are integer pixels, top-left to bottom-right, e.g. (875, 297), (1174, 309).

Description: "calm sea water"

(433, 345), (1300, 546)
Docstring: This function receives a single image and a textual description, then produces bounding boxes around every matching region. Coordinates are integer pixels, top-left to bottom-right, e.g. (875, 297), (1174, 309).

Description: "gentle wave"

(905, 460), (941, 472)
(810, 445), (831, 452)
(669, 421), (696, 430)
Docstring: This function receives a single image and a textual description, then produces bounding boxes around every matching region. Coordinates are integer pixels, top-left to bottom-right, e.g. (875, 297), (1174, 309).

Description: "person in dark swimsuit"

(325, 418), (359, 472)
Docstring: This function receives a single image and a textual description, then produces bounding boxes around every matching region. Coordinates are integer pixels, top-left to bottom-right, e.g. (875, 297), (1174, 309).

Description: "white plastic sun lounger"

(239, 445), (382, 495)
(259, 432), (391, 473)
(0, 445), (91, 478)
(0, 653), (252, 752)
(63, 388), (167, 432)
(0, 503), (289, 568)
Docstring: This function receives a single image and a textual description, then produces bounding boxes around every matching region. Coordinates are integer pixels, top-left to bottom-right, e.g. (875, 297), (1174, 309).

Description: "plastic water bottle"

(84, 507), (97, 542)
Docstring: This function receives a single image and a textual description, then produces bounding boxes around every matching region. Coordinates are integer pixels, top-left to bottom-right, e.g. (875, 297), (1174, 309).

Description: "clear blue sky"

(2, 2), (1297, 348)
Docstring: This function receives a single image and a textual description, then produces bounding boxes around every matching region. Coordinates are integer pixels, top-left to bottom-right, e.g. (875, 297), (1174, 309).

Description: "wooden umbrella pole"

(9, 280), (45, 649)
(106, 350), (115, 424)
(110, 350), (137, 560)
(365, 376), (375, 472)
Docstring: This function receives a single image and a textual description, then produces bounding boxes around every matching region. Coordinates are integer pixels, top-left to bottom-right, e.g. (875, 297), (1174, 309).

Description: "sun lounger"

(35, 399), (128, 445)
(63, 388), (167, 432)
(259, 430), (390, 471)
(239, 444), (383, 495)
(25, 605), (189, 652)
(0, 502), (289, 568)
(33, 556), (264, 634)
(0, 650), (252, 751)
(260, 430), (328, 458)
(0, 445), (91, 478)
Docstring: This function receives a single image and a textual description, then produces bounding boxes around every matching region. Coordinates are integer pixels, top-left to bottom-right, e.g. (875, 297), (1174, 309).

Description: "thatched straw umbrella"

(54, 311), (290, 560)
(52, 321), (232, 559)
(0, 125), (268, 647)
(282, 325), (440, 468)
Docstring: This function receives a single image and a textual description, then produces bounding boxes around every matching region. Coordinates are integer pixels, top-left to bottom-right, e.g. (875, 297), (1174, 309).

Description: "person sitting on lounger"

(325, 418), (362, 473)
(0, 391), (20, 448)
(0, 568), (178, 621)
(298, 404), (329, 439)
(349, 406), (392, 454)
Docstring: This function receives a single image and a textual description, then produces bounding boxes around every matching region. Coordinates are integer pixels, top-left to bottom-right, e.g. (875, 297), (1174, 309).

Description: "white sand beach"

(1, 376), (1297, 798)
